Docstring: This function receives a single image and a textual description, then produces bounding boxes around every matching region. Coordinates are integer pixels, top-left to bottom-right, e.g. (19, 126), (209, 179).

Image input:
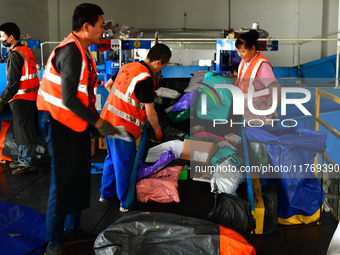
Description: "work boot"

(44, 246), (73, 255)
(9, 160), (24, 168)
(12, 166), (38, 175)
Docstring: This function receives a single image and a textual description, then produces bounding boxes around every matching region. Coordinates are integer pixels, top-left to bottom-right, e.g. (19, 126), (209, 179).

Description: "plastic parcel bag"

(171, 89), (199, 113)
(138, 148), (176, 181)
(136, 166), (183, 203)
(210, 146), (244, 195)
(210, 159), (244, 196)
(155, 87), (181, 99)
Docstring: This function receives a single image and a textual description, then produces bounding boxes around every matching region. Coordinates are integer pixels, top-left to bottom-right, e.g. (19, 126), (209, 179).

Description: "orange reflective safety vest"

(100, 62), (155, 138)
(7, 45), (39, 102)
(37, 33), (98, 132)
(235, 52), (271, 98)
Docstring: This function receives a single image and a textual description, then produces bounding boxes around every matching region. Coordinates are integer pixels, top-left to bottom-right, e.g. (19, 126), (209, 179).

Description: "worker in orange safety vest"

(0, 22), (40, 175)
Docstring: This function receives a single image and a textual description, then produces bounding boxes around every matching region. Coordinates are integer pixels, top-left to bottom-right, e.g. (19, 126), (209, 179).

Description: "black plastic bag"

(163, 80), (189, 94)
(94, 211), (221, 255)
(262, 181), (278, 234)
(163, 126), (189, 142)
(207, 193), (251, 238)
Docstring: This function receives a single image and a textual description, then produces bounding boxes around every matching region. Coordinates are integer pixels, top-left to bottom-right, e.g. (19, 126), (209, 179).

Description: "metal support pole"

(298, 43), (301, 78)
(336, 40), (340, 89)
(119, 39), (122, 69)
(40, 41), (60, 67)
(179, 42), (182, 66)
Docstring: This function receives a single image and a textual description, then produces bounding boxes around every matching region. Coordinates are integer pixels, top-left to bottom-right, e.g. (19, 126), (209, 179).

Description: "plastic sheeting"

(0, 202), (46, 255)
(94, 211), (256, 255)
(245, 126), (327, 225)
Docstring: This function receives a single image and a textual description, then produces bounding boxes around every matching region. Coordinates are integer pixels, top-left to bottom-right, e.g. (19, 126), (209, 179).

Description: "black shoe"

(63, 230), (97, 245)
(99, 197), (116, 203)
(12, 166), (38, 175)
(44, 246), (73, 255)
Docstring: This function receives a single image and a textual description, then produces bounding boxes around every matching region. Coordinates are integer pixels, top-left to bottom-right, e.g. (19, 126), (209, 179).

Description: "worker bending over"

(100, 43), (172, 212)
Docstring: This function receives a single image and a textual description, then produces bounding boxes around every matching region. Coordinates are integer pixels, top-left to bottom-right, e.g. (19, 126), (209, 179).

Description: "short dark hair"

(230, 63), (239, 74)
(72, 3), (104, 32)
(0, 22), (20, 40)
(147, 44), (172, 64)
(235, 30), (259, 50)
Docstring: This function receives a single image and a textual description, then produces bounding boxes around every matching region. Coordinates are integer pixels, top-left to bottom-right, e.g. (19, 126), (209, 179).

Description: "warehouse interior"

(1, 0), (340, 255)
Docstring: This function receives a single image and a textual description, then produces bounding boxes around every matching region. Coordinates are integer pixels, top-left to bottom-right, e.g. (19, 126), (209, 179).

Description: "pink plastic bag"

(136, 166), (183, 203)
(193, 131), (225, 142)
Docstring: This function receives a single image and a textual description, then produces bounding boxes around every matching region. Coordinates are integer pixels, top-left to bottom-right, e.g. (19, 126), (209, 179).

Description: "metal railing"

(315, 88), (340, 220)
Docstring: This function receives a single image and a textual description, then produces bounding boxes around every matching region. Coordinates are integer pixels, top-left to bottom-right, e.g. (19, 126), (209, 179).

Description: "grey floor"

(0, 155), (338, 255)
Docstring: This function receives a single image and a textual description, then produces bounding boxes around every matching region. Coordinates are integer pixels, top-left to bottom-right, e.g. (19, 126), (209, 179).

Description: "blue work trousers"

(100, 136), (136, 208)
(41, 112), (81, 242)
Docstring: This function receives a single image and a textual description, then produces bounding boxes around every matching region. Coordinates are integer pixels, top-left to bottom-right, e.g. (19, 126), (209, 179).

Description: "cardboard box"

(228, 31), (240, 39)
(98, 137), (107, 149)
(190, 125), (205, 135)
(90, 137), (98, 156)
(225, 133), (242, 147)
(180, 139), (218, 165)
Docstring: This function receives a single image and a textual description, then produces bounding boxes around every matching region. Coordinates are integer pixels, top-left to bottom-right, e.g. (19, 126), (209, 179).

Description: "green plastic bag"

(196, 72), (234, 121)
(166, 108), (190, 122)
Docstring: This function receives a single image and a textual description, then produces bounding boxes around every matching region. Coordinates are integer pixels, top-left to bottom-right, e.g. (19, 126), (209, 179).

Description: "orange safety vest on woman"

(100, 62), (155, 138)
(37, 33), (97, 132)
(235, 52), (271, 98)
(8, 45), (40, 102)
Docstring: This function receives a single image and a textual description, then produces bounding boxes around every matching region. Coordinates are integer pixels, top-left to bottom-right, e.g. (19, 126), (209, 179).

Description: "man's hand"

(96, 119), (118, 137)
(153, 129), (163, 142)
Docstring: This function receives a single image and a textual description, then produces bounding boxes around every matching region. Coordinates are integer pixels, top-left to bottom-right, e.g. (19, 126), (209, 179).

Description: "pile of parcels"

(135, 70), (247, 204)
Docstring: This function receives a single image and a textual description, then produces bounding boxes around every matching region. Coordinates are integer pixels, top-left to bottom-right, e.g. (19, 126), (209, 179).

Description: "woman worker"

(235, 30), (280, 126)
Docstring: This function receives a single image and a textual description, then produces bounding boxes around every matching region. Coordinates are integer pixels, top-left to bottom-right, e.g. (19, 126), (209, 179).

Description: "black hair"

(230, 63), (239, 74)
(235, 30), (259, 50)
(72, 3), (104, 32)
(0, 22), (20, 40)
(147, 44), (172, 64)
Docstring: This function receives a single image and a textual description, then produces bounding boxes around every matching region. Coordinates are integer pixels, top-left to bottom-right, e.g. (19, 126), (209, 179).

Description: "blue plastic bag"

(171, 89), (199, 113)
(0, 202), (46, 255)
(138, 148), (176, 181)
(245, 126), (327, 225)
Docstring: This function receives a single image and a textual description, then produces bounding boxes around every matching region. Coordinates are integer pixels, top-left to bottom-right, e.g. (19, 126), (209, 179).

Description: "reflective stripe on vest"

(9, 47), (39, 102)
(100, 62), (153, 138)
(41, 38), (90, 98)
(126, 72), (152, 96)
(236, 53), (270, 98)
(110, 86), (145, 110)
(38, 89), (70, 111)
(37, 33), (97, 132)
(104, 101), (144, 128)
